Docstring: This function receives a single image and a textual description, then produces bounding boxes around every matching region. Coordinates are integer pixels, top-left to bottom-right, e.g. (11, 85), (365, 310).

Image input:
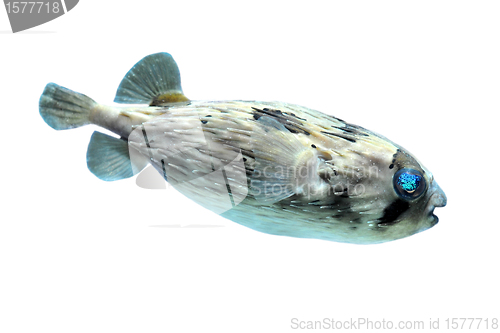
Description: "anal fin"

(86, 131), (148, 181)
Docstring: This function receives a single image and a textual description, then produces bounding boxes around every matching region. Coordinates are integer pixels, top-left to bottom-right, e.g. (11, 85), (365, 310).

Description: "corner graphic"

(3, 0), (78, 33)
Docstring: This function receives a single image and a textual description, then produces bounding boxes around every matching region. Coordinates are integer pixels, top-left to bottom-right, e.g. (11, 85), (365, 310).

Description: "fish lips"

(426, 180), (447, 225)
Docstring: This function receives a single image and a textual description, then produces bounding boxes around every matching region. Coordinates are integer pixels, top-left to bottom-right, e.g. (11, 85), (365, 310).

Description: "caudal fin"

(39, 83), (96, 130)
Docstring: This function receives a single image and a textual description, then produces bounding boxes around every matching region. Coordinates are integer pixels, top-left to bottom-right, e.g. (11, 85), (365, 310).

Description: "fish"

(39, 52), (447, 244)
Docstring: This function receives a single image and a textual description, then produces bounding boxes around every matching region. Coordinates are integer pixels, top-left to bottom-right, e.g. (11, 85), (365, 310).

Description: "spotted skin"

(39, 53), (446, 244)
(123, 100), (441, 244)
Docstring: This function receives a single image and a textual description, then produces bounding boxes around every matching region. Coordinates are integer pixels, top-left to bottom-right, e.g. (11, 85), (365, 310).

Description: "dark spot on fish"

(377, 199), (410, 226)
(311, 144), (317, 148)
(337, 187), (349, 198)
(389, 164), (394, 169)
(332, 126), (353, 133)
(349, 226), (357, 230)
(289, 112), (307, 121)
(309, 200), (320, 203)
(339, 202), (352, 211)
(318, 167), (336, 182)
(251, 106), (311, 136)
(243, 157), (247, 162)
(206, 115), (212, 118)
(331, 124), (369, 137)
(327, 114), (346, 123)
(201, 120), (208, 124)
(240, 148), (255, 159)
(321, 131), (356, 143)
(322, 204), (351, 210)
(392, 148), (424, 174)
(161, 159), (168, 181)
(351, 218), (363, 224)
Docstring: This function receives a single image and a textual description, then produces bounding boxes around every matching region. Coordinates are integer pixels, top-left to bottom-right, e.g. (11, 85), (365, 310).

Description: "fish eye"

(393, 168), (426, 200)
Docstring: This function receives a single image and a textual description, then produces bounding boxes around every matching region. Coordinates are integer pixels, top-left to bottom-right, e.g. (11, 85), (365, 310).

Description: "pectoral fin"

(250, 117), (304, 203)
(250, 116), (330, 204)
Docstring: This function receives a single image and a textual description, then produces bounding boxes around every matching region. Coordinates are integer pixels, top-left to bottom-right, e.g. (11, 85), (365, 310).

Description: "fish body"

(39, 53), (446, 244)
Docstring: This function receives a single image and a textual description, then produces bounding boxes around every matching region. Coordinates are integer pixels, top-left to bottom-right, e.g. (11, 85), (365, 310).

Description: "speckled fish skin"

(39, 52), (447, 244)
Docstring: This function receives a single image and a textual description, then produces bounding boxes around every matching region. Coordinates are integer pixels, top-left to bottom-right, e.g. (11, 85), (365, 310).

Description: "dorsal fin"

(113, 52), (189, 106)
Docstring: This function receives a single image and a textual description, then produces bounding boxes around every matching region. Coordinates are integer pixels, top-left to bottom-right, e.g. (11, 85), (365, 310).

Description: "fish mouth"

(426, 180), (447, 225)
(430, 212), (439, 224)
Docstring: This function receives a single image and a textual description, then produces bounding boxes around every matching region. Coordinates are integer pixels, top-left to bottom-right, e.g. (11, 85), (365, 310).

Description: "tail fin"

(39, 83), (96, 130)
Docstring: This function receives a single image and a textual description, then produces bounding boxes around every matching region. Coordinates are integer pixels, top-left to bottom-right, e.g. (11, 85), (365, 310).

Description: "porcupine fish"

(39, 52), (447, 244)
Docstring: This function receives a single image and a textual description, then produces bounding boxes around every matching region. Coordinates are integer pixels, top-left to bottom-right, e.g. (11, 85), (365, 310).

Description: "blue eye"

(393, 168), (426, 200)
(398, 173), (421, 192)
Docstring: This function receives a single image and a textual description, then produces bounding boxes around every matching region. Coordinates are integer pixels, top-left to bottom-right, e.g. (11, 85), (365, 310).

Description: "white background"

(1, 1), (499, 332)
